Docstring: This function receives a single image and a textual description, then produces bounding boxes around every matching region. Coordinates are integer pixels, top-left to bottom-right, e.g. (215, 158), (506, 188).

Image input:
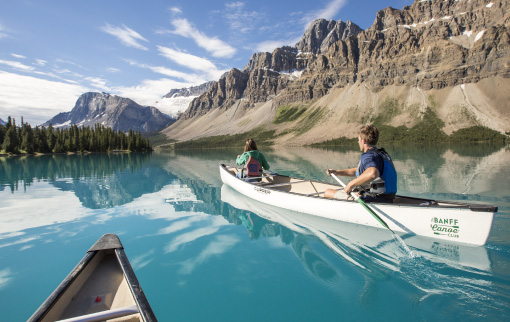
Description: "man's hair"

(359, 125), (379, 145)
(244, 138), (258, 152)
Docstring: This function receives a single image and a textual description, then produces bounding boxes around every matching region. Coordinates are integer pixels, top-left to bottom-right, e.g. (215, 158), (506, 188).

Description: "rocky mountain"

(0, 118), (5, 126)
(164, 0), (510, 144)
(44, 92), (175, 133)
(295, 19), (364, 54)
(182, 20), (363, 120)
(163, 81), (215, 98)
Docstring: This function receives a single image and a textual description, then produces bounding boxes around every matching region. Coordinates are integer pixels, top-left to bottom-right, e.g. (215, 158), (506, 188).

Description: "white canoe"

(28, 234), (157, 322)
(219, 164), (497, 246)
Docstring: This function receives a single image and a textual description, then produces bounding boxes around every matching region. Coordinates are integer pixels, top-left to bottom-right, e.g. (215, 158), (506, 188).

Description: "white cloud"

(169, 7), (182, 14)
(249, 0), (347, 53)
(55, 58), (84, 69)
(53, 68), (83, 79)
(85, 76), (110, 92)
(224, 2), (264, 34)
(35, 59), (47, 66)
(302, 0), (347, 28)
(101, 23), (149, 50)
(0, 24), (8, 39)
(107, 67), (121, 73)
(253, 38), (300, 53)
(0, 59), (35, 72)
(168, 18), (236, 58)
(157, 46), (228, 79)
(124, 59), (205, 83)
(112, 77), (194, 110)
(0, 71), (88, 125)
(11, 53), (26, 59)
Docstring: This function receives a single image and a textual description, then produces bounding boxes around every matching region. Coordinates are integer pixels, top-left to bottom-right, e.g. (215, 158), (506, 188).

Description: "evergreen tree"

(34, 127), (50, 153)
(47, 125), (57, 151)
(53, 138), (65, 153)
(21, 124), (35, 154)
(0, 124), (5, 147)
(2, 126), (19, 153)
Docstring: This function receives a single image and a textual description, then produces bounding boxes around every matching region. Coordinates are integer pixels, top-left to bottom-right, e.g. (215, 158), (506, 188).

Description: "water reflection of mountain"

(165, 176), (342, 283)
(0, 153), (178, 209)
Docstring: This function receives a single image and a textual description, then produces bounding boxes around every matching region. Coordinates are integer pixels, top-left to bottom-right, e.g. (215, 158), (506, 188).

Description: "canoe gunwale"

(115, 247), (157, 322)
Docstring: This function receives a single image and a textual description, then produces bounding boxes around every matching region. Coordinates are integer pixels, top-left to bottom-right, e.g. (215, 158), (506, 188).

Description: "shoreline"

(0, 150), (145, 157)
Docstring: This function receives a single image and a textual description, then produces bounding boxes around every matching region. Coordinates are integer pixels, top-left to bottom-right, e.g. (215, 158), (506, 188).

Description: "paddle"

(330, 173), (414, 256)
(330, 173), (395, 233)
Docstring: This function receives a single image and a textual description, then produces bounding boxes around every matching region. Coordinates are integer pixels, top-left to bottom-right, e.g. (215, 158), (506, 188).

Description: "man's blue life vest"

(356, 148), (397, 195)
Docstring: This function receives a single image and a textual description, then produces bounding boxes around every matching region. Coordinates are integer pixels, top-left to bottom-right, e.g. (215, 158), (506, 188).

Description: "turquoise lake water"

(1, 145), (509, 321)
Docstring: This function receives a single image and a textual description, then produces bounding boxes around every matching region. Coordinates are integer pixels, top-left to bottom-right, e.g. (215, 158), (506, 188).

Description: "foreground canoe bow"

(220, 164), (497, 246)
(28, 234), (157, 322)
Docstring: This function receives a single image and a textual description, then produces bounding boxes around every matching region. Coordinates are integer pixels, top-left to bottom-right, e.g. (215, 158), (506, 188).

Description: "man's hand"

(345, 182), (354, 195)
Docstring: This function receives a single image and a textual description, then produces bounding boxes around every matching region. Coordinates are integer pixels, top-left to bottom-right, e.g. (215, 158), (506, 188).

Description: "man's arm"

(344, 167), (380, 195)
(327, 167), (357, 177)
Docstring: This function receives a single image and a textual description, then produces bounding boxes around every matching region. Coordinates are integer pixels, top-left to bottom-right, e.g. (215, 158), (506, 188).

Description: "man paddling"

(325, 125), (397, 203)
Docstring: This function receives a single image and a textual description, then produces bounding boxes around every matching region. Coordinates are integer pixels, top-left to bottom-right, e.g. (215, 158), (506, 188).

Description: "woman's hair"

(358, 125), (379, 145)
(244, 138), (258, 152)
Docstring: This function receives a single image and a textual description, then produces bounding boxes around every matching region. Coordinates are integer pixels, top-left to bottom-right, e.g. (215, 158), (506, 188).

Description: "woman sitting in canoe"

(236, 138), (270, 180)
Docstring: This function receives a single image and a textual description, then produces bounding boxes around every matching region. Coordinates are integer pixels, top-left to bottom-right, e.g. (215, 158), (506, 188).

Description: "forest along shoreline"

(0, 117), (152, 156)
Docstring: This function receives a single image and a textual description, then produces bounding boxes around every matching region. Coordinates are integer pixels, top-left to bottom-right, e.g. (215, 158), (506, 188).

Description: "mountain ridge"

(162, 0), (510, 144)
(44, 92), (175, 133)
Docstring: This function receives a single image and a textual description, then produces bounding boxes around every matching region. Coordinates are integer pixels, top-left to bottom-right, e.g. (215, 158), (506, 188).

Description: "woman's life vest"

(246, 156), (261, 177)
(355, 148), (397, 195)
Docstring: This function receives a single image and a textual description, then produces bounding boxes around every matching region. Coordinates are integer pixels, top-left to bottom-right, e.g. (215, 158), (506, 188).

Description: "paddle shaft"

(330, 173), (395, 234)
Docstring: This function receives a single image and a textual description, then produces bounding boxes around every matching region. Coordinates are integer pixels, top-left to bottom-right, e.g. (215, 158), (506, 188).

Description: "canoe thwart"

(55, 305), (139, 322)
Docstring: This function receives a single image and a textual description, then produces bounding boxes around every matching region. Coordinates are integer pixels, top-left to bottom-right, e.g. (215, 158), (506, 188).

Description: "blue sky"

(0, 0), (414, 125)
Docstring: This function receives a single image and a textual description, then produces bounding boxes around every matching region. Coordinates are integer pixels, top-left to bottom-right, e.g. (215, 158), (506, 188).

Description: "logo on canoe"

(430, 217), (459, 238)
(254, 187), (271, 195)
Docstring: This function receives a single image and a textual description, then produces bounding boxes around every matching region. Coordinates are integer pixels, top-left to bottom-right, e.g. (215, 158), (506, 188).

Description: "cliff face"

(182, 20), (362, 120)
(278, 0), (510, 104)
(45, 92), (175, 133)
(165, 0), (510, 143)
